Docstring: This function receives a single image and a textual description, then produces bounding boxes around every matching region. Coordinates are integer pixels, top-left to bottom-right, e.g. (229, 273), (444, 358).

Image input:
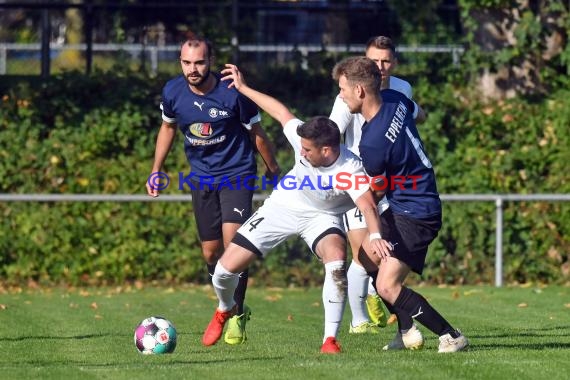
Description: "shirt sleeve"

(237, 92), (262, 130)
(282, 118), (304, 154)
(390, 76), (413, 99)
(338, 160), (371, 202)
(410, 99), (419, 119)
(329, 95), (353, 134)
(160, 88), (176, 124)
(390, 77), (419, 119)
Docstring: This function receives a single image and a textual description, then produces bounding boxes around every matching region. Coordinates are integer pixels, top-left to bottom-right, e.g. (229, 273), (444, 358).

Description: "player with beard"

(146, 34), (280, 346)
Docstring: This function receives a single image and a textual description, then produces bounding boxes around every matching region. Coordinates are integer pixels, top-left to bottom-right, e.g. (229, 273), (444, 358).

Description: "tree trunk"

(466, 1), (567, 99)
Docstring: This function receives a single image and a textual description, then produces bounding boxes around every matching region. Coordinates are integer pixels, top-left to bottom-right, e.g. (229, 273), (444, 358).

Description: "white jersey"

(267, 118), (370, 215)
(329, 75), (418, 157)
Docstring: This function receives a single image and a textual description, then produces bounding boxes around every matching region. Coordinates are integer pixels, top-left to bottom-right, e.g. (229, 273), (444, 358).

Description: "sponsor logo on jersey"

(188, 122), (213, 138)
(208, 108), (229, 118)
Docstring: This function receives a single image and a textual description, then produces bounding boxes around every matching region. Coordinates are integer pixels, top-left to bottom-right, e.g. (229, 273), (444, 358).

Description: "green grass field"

(1, 285), (569, 380)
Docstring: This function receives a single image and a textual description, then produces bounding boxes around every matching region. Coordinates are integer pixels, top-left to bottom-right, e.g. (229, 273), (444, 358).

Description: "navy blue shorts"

(190, 177), (254, 241)
(381, 208), (442, 275)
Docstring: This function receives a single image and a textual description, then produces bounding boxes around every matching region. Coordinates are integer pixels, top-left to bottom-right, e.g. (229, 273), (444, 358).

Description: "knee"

(202, 243), (223, 264)
(376, 282), (401, 304)
(321, 247), (346, 263)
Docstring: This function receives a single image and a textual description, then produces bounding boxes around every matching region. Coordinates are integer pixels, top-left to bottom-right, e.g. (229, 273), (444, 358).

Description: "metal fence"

(1, 193), (569, 287)
(0, 42), (465, 76)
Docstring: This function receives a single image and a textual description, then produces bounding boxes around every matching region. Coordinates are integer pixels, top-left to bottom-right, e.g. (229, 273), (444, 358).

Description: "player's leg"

(344, 206), (388, 332)
(219, 180), (254, 314)
(304, 214), (347, 354)
(205, 199), (295, 346)
(220, 222), (253, 344)
(190, 181), (224, 283)
(376, 257), (422, 350)
(343, 207), (375, 333)
(202, 243), (256, 346)
(376, 211), (469, 352)
(346, 228), (382, 333)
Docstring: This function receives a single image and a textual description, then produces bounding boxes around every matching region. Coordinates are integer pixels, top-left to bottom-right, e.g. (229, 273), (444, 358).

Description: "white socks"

(347, 260), (370, 326)
(322, 260), (347, 342)
(212, 262), (239, 312)
(368, 276), (379, 296)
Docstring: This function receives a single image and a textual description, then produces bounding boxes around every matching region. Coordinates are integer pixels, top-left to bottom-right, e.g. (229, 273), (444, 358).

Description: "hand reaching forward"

(369, 237), (394, 262)
(220, 64), (248, 91)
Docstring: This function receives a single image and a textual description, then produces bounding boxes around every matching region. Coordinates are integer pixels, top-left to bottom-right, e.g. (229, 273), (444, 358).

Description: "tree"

(459, 0), (569, 99)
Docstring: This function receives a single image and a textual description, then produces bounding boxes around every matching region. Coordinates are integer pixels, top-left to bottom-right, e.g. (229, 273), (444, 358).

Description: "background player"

(146, 34), (280, 345)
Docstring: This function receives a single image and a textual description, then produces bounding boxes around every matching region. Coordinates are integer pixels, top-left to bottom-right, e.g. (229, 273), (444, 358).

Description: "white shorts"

(342, 197), (390, 231)
(235, 198), (345, 258)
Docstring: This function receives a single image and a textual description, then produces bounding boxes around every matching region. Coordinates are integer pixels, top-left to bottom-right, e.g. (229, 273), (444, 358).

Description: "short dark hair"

(182, 31), (214, 59)
(297, 116), (340, 148)
(365, 35), (396, 55)
(331, 56), (381, 93)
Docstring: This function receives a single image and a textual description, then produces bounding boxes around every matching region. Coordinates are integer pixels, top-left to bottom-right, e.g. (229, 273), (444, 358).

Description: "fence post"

(41, 9), (51, 78)
(150, 46), (158, 76)
(0, 44), (6, 75)
(495, 197), (504, 287)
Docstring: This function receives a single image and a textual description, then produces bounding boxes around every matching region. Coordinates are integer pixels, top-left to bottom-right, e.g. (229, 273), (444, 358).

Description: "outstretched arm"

(221, 64), (296, 127)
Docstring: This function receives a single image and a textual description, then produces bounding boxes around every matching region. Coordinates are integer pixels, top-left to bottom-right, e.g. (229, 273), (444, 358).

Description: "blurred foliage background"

(0, 0), (569, 287)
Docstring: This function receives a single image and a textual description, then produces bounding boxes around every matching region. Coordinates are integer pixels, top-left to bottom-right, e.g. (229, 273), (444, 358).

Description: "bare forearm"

(152, 123), (177, 171)
(361, 206), (381, 236)
(355, 196), (381, 236)
(251, 125), (280, 173)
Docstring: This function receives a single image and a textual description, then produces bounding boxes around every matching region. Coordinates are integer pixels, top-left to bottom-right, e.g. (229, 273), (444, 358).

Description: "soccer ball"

(134, 316), (177, 354)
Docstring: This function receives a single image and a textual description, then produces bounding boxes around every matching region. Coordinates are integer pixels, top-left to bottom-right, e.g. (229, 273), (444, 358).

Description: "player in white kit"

(201, 64), (393, 354)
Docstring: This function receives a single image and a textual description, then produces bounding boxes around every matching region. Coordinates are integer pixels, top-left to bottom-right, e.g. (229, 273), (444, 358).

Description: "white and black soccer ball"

(134, 316), (177, 354)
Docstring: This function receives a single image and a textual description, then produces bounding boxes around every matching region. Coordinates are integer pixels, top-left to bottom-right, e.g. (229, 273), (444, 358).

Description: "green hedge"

(0, 68), (569, 286)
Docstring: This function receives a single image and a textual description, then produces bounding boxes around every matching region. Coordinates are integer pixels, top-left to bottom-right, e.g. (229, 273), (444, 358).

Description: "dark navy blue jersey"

(359, 89), (441, 218)
(160, 73), (260, 182)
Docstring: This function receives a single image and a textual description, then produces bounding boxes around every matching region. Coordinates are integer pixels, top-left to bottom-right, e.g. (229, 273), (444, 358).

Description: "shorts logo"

(209, 108), (229, 118)
(188, 122), (213, 138)
(233, 208), (245, 217)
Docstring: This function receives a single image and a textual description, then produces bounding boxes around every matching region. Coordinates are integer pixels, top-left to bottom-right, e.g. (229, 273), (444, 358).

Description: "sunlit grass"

(0, 285), (569, 379)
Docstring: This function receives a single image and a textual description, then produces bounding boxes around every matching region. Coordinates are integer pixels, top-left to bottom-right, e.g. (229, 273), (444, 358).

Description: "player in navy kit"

(146, 34), (280, 345)
(329, 36), (427, 334)
(332, 56), (469, 353)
